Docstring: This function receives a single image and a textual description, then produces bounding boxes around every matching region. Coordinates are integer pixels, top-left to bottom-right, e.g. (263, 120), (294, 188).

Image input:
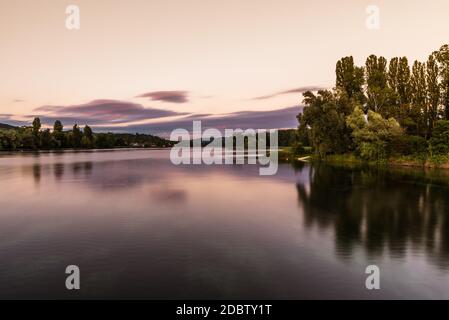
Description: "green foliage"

(277, 129), (298, 147)
(429, 120), (449, 155)
(299, 90), (353, 157)
(389, 135), (428, 157)
(82, 125), (94, 148)
(71, 124), (82, 148)
(436, 44), (449, 119)
(0, 118), (172, 151)
(335, 56), (365, 104)
(365, 55), (392, 114)
(346, 106), (403, 162)
(53, 120), (65, 147)
(297, 44), (449, 164)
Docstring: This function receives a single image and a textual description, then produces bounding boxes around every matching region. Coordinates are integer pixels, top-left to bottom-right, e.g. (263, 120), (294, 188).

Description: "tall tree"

(336, 56), (365, 104)
(436, 45), (449, 119)
(409, 60), (427, 136)
(32, 117), (41, 136)
(53, 120), (63, 133)
(365, 55), (390, 114)
(397, 57), (411, 106)
(82, 125), (94, 148)
(32, 117), (41, 149)
(298, 90), (352, 156)
(388, 57), (412, 130)
(72, 124), (82, 148)
(53, 120), (64, 147)
(426, 54), (440, 136)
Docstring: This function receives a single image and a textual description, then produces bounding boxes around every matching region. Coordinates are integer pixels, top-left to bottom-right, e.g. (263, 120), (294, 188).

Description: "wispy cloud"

(136, 91), (189, 103)
(97, 106), (303, 137)
(31, 99), (187, 126)
(252, 86), (325, 100)
(2, 99), (302, 138)
(0, 114), (28, 127)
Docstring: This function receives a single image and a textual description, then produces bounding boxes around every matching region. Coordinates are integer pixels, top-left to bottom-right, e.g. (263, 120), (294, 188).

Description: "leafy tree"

(71, 124), (82, 148)
(40, 129), (54, 149)
(18, 127), (35, 149)
(32, 117), (41, 136)
(298, 90), (352, 157)
(429, 120), (449, 155)
(336, 56), (365, 104)
(82, 125), (94, 148)
(426, 54), (440, 137)
(365, 55), (390, 114)
(31, 117), (41, 148)
(346, 106), (403, 161)
(53, 120), (64, 147)
(397, 57), (411, 106)
(409, 60), (427, 136)
(0, 130), (18, 150)
(436, 45), (449, 119)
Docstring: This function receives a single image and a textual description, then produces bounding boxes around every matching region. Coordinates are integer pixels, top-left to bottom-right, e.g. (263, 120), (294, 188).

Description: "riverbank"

(313, 153), (449, 170)
(278, 147), (449, 170)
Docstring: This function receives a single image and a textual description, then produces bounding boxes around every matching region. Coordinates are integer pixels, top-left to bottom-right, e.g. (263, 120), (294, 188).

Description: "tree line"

(298, 44), (449, 161)
(0, 118), (172, 151)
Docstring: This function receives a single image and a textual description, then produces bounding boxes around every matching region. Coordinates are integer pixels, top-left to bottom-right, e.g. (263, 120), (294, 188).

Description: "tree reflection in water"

(295, 162), (449, 269)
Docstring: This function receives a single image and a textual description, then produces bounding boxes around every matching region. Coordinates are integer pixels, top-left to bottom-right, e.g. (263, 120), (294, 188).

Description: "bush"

(429, 120), (449, 155)
(389, 135), (428, 156)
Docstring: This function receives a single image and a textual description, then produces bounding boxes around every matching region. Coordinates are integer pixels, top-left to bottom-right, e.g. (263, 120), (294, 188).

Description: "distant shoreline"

(0, 146), (172, 154)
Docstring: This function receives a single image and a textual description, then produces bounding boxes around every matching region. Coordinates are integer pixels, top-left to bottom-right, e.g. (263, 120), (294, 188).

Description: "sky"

(1, 0), (449, 136)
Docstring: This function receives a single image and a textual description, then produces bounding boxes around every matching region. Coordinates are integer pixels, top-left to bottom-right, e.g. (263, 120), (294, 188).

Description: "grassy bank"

(310, 153), (449, 170)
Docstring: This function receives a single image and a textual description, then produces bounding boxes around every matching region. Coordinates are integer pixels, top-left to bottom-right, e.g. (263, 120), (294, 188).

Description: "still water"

(0, 149), (448, 299)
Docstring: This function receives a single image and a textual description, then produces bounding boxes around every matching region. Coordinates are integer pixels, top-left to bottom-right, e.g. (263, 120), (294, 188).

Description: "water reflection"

(296, 163), (449, 269)
(32, 164), (41, 185)
(0, 149), (449, 299)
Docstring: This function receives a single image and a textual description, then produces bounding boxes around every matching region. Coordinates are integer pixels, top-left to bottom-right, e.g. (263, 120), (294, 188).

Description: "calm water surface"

(0, 149), (448, 299)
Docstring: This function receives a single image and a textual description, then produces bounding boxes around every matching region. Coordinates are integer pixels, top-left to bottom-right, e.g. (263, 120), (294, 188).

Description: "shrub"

(429, 120), (449, 155)
(389, 135), (428, 156)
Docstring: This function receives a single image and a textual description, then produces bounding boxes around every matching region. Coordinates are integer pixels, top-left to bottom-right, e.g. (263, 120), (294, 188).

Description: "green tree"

(436, 45), (449, 119)
(429, 120), (449, 155)
(336, 56), (365, 104)
(397, 57), (411, 106)
(72, 124), (82, 148)
(53, 120), (64, 147)
(32, 117), (41, 148)
(409, 60), (427, 136)
(426, 54), (440, 137)
(18, 127), (36, 149)
(32, 117), (41, 135)
(365, 55), (390, 114)
(40, 129), (54, 149)
(298, 90), (352, 157)
(346, 106), (403, 162)
(388, 57), (411, 114)
(81, 125), (94, 148)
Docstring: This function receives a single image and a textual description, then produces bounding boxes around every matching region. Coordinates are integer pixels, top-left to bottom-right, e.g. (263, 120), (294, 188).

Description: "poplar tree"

(409, 61), (427, 136)
(336, 56), (365, 104)
(436, 45), (449, 119)
(365, 55), (389, 115)
(426, 54), (440, 136)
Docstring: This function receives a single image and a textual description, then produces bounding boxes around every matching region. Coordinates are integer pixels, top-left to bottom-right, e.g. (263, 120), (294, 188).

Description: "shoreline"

(0, 146), (172, 154)
(312, 154), (449, 170)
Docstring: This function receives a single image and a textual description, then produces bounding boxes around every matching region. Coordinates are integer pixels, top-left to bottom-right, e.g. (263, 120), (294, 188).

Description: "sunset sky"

(1, 0), (449, 135)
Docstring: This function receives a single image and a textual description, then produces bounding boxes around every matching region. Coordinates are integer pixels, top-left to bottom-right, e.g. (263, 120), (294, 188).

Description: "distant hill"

(0, 123), (18, 130)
